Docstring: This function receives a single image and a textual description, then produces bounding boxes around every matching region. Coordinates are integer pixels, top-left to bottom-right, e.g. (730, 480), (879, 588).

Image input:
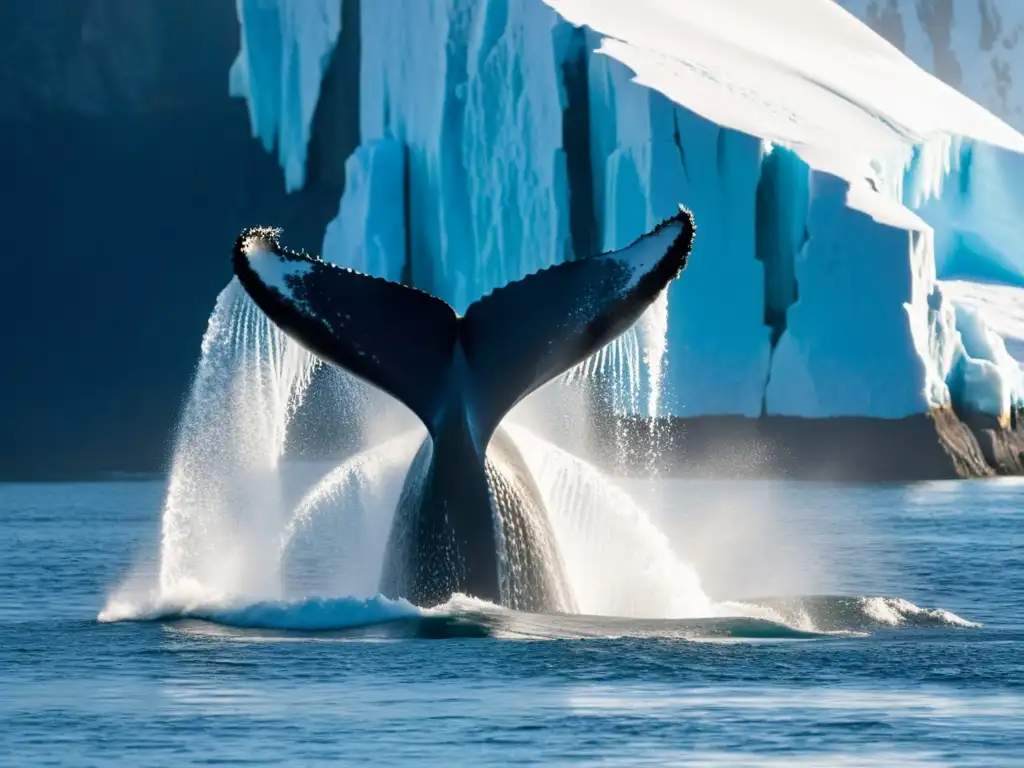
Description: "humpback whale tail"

(231, 209), (694, 447)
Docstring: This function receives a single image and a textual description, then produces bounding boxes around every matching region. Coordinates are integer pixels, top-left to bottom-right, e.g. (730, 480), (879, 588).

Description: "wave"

(176, 595), (421, 631)
(101, 591), (418, 628)
(98, 591), (979, 640)
(723, 595), (982, 632)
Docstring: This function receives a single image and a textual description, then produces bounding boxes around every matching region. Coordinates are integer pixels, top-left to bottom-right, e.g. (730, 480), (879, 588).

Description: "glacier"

(837, 1), (1024, 291)
(836, 0), (1024, 134)
(229, 0), (342, 192)
(229, 0), (1024, 434)
(321, 139), (406, 281)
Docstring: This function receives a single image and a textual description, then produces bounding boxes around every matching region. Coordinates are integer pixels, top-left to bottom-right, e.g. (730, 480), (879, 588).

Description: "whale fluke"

(232, 210), (695, 609)
(232, 208), (694, 447)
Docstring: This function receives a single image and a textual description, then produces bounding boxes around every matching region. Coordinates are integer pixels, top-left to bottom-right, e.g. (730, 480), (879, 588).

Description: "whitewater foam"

(98, 587), (504, 631)
(100, 586), (980, 645)
(858, 596), (981, 629)
(726, 595), (983, 633)
(99, 590), (418, 628)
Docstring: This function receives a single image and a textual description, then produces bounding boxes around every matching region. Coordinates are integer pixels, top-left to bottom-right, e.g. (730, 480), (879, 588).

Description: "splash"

(561, 300), (669, 418)
(279, 430), (423, 599)
(99, 589), (980, 639)
(105, 269), (703, 621)
(721, 595), (982, 633)
(562, 328), (644, 412)
(638, 293), (670, 419)
(505, 422), (716, 618)
(157, 280), (323, 603)
(554, 297), (671, 476)
(107, 268), (978, 636)
(486, 444), (578, 614)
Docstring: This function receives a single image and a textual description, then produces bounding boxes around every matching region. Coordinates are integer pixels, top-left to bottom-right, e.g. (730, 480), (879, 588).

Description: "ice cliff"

(229, 0), (342, 192)
(230, 0), (1024, 426)
(839, 0), (1024, 420)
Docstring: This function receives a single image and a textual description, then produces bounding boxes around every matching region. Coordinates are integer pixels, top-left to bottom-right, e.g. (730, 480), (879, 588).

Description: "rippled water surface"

(1, 478), (1022, 765)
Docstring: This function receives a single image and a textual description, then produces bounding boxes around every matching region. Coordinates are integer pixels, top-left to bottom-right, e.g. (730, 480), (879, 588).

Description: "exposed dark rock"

(960, 410), (1024, 475)
(581, 407), (1006, 481)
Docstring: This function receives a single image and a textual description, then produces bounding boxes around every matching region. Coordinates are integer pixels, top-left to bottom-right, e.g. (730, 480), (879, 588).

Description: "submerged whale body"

(232, 209), (695, 611)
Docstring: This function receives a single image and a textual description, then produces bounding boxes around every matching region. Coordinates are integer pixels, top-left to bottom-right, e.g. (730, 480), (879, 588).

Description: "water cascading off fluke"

(157, 280), (322, 603)
(131, 209), (721, 621)
(148, 275), (697, 619)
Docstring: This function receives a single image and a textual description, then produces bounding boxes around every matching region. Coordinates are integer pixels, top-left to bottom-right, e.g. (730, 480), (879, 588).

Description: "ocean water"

(1, 476), (1022, 766)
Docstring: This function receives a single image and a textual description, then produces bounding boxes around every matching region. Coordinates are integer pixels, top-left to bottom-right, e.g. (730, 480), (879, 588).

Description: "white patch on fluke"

(245, 240), (314, 301)
(607, 218), (684, 293)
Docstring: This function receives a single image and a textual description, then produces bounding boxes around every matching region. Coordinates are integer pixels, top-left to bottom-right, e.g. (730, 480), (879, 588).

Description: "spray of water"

(504, 422), (714, 618)
(639, 293), (670, 419)
(562, 327), (643, 413)
(105, 269), (717, 622)
(279, 430), (423, 599)
(158, 280), (321, 603)
(553, 298), (671, 476)
(99, 276), (983, 635)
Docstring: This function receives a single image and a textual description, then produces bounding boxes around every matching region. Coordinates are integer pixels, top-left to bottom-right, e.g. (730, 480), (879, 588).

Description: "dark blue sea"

(2, 477), (1022, 765)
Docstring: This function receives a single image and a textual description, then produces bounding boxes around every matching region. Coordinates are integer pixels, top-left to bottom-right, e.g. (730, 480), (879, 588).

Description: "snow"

(837, 1), (1024, 283)
(547, 0), (1024, 419)
(546, 0), (1024, 219)
(321, 140), (406, 281)
(229, 0), (341, 192)
(836, 1), (1024, 134)
(230, 0), (1024, 421)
